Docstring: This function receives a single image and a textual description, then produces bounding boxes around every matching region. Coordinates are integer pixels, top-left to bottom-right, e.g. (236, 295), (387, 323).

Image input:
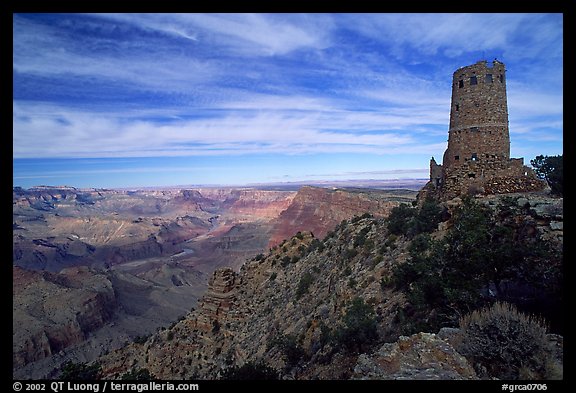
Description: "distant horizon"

(13, 14), (562, 189)
(13, 175), (429, 192)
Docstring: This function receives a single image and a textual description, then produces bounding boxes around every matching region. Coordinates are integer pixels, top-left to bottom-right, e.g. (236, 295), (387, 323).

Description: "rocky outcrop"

(228, 190), (295, 220)
(269, 186), (400, 247)
(353, 333), (477, 380)
(480, 193), (563, 247)
(186, 188), (296, 219)
(13, 266), (117, 370)
(192, 268), (238, 332)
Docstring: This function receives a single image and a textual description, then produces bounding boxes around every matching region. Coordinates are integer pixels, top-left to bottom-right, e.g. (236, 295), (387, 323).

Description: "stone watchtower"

(425, 60), (545, 200)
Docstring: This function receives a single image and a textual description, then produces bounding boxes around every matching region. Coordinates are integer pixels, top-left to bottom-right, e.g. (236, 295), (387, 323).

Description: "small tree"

(387, 203), (416, 236)
(268, 334), (305, 367)
(531, 155), (563, 196)
(295, 272), (314, 299)
(412, 197), (444, 235)
(334, 297), (378, 353)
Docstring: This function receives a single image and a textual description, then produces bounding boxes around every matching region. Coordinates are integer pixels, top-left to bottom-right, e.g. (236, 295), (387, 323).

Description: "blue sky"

(13, 13), (563, 189)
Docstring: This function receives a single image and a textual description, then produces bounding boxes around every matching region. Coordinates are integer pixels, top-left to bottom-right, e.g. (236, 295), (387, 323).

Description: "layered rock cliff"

(13, 266), (117, 369)
(268, 186), (401, 247)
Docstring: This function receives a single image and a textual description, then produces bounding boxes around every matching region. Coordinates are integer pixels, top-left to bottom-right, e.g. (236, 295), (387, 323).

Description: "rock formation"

(353, 333), (478, 380)
(269, 186), (400, 247)
(13, 266), (117, 369)
(191, 268), (239, 333)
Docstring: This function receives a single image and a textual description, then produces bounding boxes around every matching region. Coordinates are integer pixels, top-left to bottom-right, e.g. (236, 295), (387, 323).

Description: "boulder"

(353, 332), (477, 380)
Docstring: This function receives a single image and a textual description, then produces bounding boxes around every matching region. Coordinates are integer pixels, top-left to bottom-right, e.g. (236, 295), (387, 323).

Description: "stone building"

(423, 60), (546, 200)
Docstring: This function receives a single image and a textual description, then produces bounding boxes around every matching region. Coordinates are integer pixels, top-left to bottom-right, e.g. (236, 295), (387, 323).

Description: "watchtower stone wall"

(423, 60), (546, 200)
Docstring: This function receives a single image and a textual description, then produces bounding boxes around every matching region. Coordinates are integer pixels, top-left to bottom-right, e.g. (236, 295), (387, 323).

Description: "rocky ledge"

(353, 332), (477, 380)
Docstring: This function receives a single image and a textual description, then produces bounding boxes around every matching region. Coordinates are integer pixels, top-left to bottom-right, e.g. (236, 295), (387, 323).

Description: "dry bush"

(457, 302), (557, 380)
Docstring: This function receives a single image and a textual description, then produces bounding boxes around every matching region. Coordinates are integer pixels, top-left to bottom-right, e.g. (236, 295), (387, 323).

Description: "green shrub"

(380, 275), (391, 290)
(391, 196), (561, 331)
(387, 203), (416, 236)
(281, 255), (291, 267)
(333, 297), (378, 353)
(59, 361), (101, 380)
(411, 197), (444, 235)
(347, 277), (357, 288)
(343, 266), (352, 276)
(295, 272), (314, 299)
(407, 233), (431, 254)
(268, 334), (305, 367)
(384, 234), (397, 248)
(387, 199), (444, 238)
(353, 226), (371, 248)
(343, 248), (358, 260)
(457, 302), (553, 380)
(318, 321), (332, 347)
(121, 368), (155, 380)
(324, 231), (335, 241)
(221, 361), (279, 380)
(363, 239), (375, 251)
(133, 334), (150, 344)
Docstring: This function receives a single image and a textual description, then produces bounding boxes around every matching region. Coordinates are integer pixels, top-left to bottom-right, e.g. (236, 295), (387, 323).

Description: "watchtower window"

(470, 76), (478, 85)
(485, 74), (493, 83)
(471, 153), (478, 161)
(470, 127), (479, 132)
(454, 155), (460, 161)
(468, 173), (476, 178)
(499, 74), (505, 83)
(458, 80), (464, 88)
(455, 104), (459, 111)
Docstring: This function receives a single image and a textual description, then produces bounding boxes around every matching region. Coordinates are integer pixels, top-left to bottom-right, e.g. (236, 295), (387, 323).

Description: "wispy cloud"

(303, 168), (429, 178)
(342, 13), (562, 61)
(13, 13), (562, 187)
(14, 102), (425, 158)
(100, 13), (334, 56)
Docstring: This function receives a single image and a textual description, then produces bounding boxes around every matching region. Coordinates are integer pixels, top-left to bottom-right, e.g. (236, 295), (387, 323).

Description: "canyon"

(12, 184), (419, 379)
(97, 191), (563, 380)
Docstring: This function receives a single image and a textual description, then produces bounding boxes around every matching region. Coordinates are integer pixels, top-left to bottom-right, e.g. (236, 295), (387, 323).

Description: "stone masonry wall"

(441, 159), (544, 199)
(443, 60), (510, 169)
(427, 60), (546, 200)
